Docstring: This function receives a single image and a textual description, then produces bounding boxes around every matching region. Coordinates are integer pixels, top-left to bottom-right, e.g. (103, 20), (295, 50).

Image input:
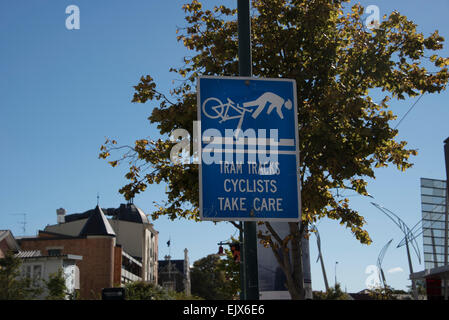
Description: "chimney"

(57, 208), (66, 224)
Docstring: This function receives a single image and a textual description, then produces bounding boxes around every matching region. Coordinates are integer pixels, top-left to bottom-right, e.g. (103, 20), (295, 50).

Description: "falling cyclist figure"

(201, 92), (293, 137)
(243, 92), (293, 120)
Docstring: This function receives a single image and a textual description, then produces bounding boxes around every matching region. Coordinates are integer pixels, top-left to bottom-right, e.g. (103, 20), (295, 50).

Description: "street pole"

(319, 253), (329, 291)
(314, 228), (329, 291)
(237, 0), (259, 300)
(405, 237), (418, 299)
(334, 261), (338, 287)
(239, 221), (246, 300)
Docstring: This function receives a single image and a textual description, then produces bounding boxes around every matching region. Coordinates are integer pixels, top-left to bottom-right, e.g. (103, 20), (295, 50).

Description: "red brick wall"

(113, 246), (122, 286)
(38, 231), (61, 238)
(20, 236), (116, 299)
(154, 232), (158, 285)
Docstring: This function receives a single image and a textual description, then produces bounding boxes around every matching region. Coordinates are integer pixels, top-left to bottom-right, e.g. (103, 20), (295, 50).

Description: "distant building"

(347, 289), (373, 300)
(158, 248), (191, 296)
(1, 230), (82, 300)
(43, 203), (159, 284)
(18, 203), (159, 299)
(15, 250), (82, 299)
(419, 178), (447, 269)
(411, 178), (448, 300)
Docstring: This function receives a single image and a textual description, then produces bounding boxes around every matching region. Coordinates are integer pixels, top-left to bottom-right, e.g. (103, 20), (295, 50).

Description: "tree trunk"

(264, 221), (307, 300)
(287, 222), (305, 300)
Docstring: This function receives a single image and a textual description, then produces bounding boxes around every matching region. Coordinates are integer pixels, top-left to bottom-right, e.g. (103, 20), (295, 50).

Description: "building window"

(32, 265), (42, 284)
(24, 265), (31, 278)
(22, 264), (43, 286)
(48, 249), (62, 256)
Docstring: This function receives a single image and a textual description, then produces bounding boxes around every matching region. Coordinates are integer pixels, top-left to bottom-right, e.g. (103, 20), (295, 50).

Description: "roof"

(0, 230), (9, 241)
(16, 231), (77, 244)
(78, 205), (116, 237)
(38, 230), (77, 239)
(65, 203), (150, 225)
(348, 293), (373, 300)
(411, 264), (449, 280)
(15, 250), (42, 258)
(106, 203), (150, 224)
(0, 230), (21, 252)
(15, 250), (82, 261)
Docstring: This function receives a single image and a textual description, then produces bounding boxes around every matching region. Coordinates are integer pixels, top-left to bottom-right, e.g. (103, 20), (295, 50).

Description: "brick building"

(19, 203), (158, 299)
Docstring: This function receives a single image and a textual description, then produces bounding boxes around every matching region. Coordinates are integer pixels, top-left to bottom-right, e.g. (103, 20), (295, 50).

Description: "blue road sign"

(197, 76), (301, 221)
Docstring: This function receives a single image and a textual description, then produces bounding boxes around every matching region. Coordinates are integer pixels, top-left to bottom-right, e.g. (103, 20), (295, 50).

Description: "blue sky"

(1, 0), (448, 293)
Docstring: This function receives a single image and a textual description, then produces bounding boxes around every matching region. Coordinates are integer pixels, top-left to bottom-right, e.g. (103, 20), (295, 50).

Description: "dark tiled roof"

(105, 203), (150, 224)
(65, 203), (149, 224)
(65, 212), (90, 222)
(78, 205), (116, 237)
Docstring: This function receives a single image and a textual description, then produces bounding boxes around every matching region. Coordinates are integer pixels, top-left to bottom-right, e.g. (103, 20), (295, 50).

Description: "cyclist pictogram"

(202, 92), (293, 133)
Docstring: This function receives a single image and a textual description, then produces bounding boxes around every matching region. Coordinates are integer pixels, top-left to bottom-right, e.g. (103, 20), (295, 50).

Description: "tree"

(191, 254), (238, 300)
(125, 281), (174, 300)
(367, 285), (397, 300)
(216, 245), (241, 298)
(100, 0), (449, 299)
(44, 269), (68, 300)
(407, 279), (426, 297)
(313, 283), (350, 300)
(0, 251), (42, 300)
(124, 281), (202, 300)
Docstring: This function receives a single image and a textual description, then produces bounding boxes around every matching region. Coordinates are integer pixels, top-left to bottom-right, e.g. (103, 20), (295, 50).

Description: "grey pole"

(237, 0), (259, 300)
(313, 227), (329, 291)
(405, 237), (418, 299)
(239, 221), (246, 300)
(319, 253), (329, 291)
(334, 261), (338, 287)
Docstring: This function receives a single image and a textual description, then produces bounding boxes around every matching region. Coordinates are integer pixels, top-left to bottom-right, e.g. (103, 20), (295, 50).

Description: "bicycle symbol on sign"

(202, 92), (293, 134)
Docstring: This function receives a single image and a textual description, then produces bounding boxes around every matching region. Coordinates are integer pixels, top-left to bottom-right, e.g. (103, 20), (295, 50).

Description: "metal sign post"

(197, 0), (301, 300)
(238, 0), (259, 300)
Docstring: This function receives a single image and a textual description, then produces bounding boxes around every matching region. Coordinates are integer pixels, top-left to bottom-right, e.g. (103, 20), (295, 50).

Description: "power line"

(394, 94), (425, 130)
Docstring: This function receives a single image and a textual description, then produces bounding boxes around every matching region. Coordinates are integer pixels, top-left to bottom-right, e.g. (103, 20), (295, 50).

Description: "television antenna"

(10, 213), (27, 236)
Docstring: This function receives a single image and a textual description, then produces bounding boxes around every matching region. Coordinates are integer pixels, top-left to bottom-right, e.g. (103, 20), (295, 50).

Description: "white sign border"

(197, 75), (301, 222)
